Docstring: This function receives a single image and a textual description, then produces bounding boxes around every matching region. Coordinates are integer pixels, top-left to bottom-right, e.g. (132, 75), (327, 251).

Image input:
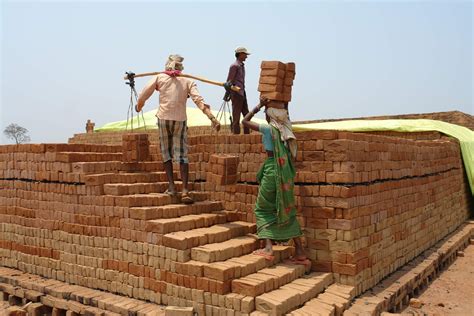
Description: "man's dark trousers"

(231, 91), (250, 134)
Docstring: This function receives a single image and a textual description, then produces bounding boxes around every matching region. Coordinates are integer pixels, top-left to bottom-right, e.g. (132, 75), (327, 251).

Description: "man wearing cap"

(136, 54), (220, 204)
(227, 46), (251, 134)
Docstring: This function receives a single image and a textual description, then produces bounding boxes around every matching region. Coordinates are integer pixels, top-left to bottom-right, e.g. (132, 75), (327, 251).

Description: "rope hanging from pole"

(125, 72), (147, 132)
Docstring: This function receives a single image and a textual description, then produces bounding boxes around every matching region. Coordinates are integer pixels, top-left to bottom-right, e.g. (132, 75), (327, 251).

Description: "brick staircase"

(0, 144), (343, 315)
(2, 127), (470, 315)
(85, 159), (336, 315)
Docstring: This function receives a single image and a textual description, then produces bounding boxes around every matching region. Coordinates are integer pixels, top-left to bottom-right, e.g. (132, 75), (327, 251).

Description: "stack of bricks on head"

(122, 133), (150, 163)
(258, 61), (295, 103)
(206, 61), (295, 187)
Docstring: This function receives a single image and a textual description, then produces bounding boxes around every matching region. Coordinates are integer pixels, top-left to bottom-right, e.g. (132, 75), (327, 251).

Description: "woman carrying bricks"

(242, 98), (307, 264)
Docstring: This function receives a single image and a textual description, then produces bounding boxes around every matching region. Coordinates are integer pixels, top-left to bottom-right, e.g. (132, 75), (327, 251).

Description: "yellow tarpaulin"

(293, 119), (474, 195)
(95, 107), (266, 132)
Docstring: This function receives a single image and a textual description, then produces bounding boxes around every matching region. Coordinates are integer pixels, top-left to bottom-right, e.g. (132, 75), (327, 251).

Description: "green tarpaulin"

(95, 107), (266, 132)
(293, 119), (474, 195)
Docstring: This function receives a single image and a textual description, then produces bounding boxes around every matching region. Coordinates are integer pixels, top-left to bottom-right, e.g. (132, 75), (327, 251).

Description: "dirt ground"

(402, 244), (474, 316)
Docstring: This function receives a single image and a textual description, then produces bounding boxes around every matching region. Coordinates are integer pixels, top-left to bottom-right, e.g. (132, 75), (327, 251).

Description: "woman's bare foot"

(294, 249), (307, 261)
(293, 237), (307, 261)
(253, 239), (274, 260)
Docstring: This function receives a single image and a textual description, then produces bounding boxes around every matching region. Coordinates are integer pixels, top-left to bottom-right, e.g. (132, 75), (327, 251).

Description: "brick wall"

(188, 131), (472, 293)
(0, 129), (471, 303)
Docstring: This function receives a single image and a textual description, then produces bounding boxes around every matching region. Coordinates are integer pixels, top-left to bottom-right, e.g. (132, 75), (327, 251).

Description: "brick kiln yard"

(0, 111), (472, 316)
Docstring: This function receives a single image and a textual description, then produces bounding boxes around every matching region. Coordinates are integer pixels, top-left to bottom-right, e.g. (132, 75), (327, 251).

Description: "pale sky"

(1, 0), (472, 143)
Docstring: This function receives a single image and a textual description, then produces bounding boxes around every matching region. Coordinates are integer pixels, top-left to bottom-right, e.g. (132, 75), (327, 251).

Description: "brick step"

(176, 245), (294, 282)
(231, 262), (310, 297)
(110, 191), (208, 207)
(128, 200), (225, 220)
(145, 212), (230, 234)
(84, 171), (174, 186)
(254, 272), (334, 316)
(72, 161), (163, 174)
(119, 161), (164, 173)
(190, 234), (259, 263)
(45, 143), (122, 153)
(163, 221), (256, 251)
(55, 152), (123, 163)
(287, 283), (356, 316)
(109, 193), (172, 207)
(71, 161), (123, 174)
(104, 182), (197, 196)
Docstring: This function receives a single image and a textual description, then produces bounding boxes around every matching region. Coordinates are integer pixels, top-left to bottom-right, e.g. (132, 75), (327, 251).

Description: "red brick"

(328, 219), (354, 230)
(332, 262), (357, 276)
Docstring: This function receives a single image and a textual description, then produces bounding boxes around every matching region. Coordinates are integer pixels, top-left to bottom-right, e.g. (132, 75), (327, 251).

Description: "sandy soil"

(402, 244), (474, 316)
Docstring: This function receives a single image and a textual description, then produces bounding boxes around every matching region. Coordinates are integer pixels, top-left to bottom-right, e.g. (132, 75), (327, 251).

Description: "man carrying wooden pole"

(135, 54), (220, 204)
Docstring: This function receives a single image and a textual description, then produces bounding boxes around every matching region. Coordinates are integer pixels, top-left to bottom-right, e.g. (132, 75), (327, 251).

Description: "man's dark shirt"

(227, 60), (245, 96)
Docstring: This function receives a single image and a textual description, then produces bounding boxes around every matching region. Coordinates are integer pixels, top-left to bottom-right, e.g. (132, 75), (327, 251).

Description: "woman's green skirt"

(255, 157), (302, 241)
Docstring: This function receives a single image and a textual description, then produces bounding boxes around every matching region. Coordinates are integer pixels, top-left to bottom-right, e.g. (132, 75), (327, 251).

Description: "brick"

(260, 61), (286, 70)
(165, 306), (193, 316)
(259, 76), (284, 85)
(260, 68), (285, 78)
(258, 83), (283, 93)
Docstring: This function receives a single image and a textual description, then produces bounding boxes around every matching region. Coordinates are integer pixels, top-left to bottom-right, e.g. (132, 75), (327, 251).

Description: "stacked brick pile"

(0, 127), (471, 314)
(0, 143), (340, 315)
(0, 143), (121, 184)
(258, 61), (295, 103)
(188, 130), (471, 294)
(69, 125), (226, 146)
(122, 133), (150, 162)
(188, 133), (265, 185)
(345, 223), (474, 315)
(0, 266), (162, 316)
(207, 154), (239, 185)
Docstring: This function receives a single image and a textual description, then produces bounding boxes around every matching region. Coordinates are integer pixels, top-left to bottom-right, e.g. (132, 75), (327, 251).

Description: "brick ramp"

(343, 221), (474, 316)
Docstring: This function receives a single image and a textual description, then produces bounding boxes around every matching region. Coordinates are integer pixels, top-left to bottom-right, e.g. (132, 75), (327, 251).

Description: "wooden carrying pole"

(123, 72), (241, 92)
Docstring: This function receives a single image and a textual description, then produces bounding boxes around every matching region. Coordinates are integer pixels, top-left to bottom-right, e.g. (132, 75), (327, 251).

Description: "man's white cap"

(235, 46), (251, 55)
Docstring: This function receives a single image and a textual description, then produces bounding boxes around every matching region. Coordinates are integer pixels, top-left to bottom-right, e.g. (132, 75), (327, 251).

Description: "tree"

(3, 123), (31, 144)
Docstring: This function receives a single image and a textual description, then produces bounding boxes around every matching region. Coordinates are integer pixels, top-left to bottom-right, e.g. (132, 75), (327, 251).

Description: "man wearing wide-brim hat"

(227, 46), (251, 134)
